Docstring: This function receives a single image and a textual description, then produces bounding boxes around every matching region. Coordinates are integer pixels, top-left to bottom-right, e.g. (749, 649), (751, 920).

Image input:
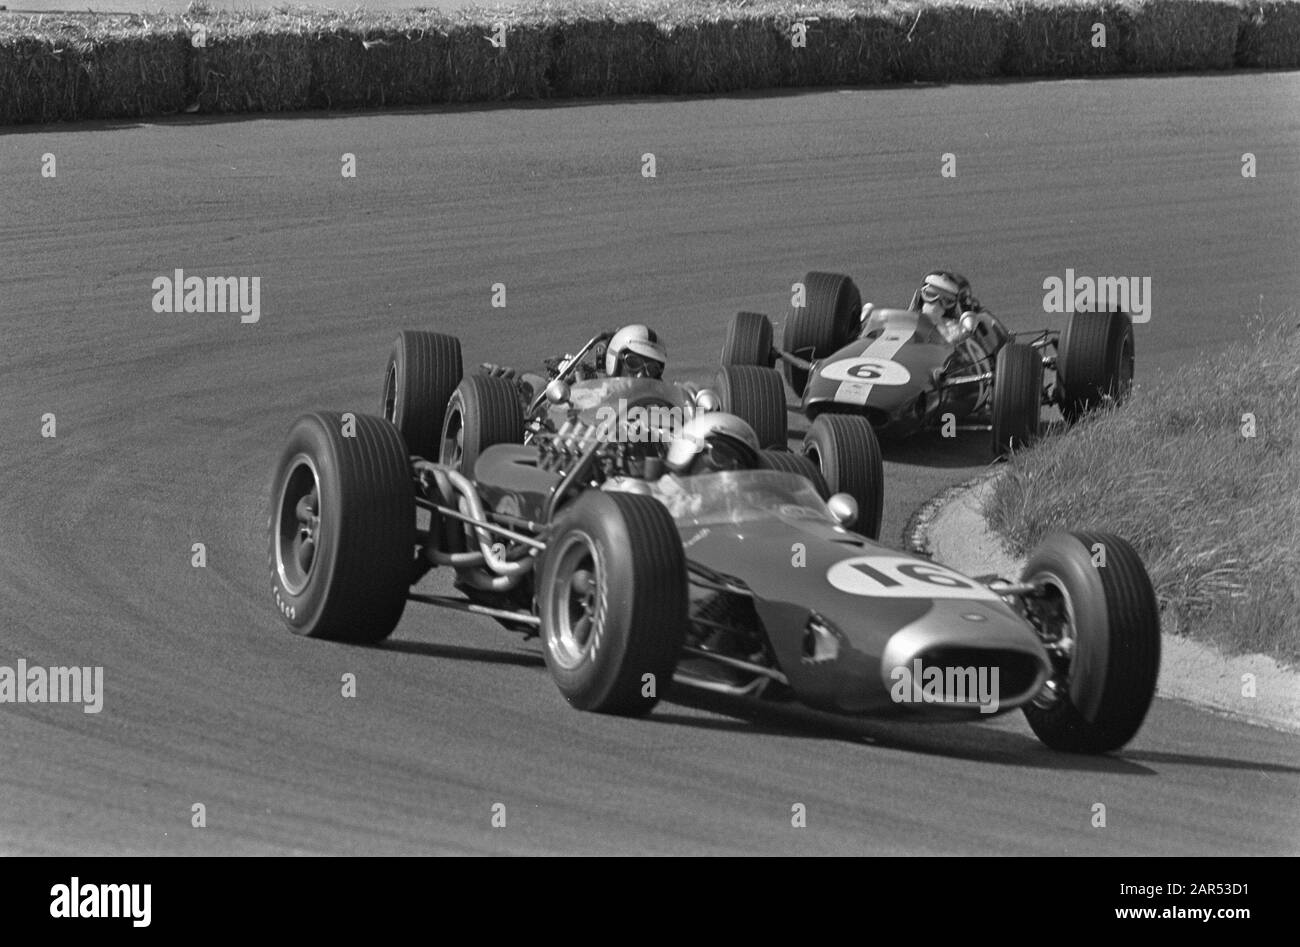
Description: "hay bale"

(1004, 0), (1128, 75)
(1122, 0), (1241, 71)
(548, 18), (662, 97)
(0, 34), (83, 124)
(786, 12), (900, 86)
(189, 16), (313, 114)
(86, 30), (188, 118)
(888, 2), (1016, 82)
(310, 26), (448, 109)
(1236, 0), (1300, 67)
(440, 20), (551, 102)
(658, 16), (787, 94)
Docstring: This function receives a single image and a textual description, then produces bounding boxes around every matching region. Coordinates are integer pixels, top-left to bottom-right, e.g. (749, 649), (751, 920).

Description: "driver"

(910, 270), (1011, 364)
(605, 324), (667, 379)
(664, 411), (760, 476)
(479, 322), (668, 394)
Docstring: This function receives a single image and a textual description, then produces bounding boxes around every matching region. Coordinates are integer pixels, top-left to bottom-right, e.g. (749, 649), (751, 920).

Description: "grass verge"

(986, 312), (1300, 665)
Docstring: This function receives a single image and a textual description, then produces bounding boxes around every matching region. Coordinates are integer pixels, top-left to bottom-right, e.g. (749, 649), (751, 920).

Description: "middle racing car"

(267, 327), (1162, 754)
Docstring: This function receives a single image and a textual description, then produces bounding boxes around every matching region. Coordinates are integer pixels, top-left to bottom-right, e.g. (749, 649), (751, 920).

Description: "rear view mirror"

(827, 493), (858, 528)
(545, 379), (571, 405)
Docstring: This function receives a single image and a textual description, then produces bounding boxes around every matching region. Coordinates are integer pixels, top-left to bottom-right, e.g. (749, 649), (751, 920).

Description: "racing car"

(268, 330), (1162, 754)
(721, 271), (1136, 456)
(379, 327), (885, 538)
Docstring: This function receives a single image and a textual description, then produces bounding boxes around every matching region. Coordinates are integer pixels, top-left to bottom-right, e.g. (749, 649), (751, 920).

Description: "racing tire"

(801, 414), (884, 540)
(439, 374), (523, 475)
(1057, 311), (1135, 422)
(380, 330), (463, 460)
(1021, 531), (1161, 754)
(782, 271), (861, 397)
(539, 491), (688, 716)
(991, 342), (1043, 458)
(721, 311), (775, 367)
(759, 449), (829, 498)
(713, 365), (788, 450)
(269, 412), (414, 644)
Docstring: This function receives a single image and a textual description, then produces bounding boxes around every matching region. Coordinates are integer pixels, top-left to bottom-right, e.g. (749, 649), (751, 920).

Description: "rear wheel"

(380, 331), (463, 460)
(539, 491), (688, 716)
(759, 448), (829, 498)
(1057, 311), (1135, 421)
(439, 374), (524, 474)
(721, 311), (775, 367)
(713, 365), (788, 449)
(801, 414), (884, 540)
(991, 342), (1043, 458)
(269, 412), (414, 644)
(1021, 531), (1160, 754)
(783, 271), (861, 397)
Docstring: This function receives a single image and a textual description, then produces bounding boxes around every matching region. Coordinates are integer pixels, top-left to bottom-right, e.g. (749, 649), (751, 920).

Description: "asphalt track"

(2, 73), (1299, 855)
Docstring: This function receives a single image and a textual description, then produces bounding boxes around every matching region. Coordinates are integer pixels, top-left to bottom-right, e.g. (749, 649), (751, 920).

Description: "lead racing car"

(268, 330), (1161, 754)
(721, 270), (1136, 457)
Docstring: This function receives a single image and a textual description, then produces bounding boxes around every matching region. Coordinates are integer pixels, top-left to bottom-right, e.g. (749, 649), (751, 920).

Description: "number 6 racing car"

(268, 331), (1161, 754)
(722, 271), (1136, 457)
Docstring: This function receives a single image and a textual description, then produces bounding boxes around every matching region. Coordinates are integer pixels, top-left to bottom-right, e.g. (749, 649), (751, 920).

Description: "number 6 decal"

(821, 357), (910, 386)
(827, 556), (1000, 600)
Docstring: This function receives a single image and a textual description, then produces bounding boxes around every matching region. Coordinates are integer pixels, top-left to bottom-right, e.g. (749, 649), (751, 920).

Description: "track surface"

(2, 74), (1298, 854)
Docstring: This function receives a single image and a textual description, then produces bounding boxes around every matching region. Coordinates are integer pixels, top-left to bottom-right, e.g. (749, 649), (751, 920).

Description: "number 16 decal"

(827, 556), (1000, 600)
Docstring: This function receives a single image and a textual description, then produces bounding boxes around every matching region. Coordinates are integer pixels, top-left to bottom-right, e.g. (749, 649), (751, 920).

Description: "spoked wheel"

(269, 411), (414, 644)
(539, 491), (687, 716)
(1021, 531), (1161, 754)
(545, 531), (604, 671)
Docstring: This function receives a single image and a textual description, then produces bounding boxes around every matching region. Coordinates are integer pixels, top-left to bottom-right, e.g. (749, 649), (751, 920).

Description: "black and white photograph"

(1, 0), (1296, 906)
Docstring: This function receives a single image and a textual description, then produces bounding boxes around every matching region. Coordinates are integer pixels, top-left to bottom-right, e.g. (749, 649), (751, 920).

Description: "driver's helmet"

(605, 324), (667, 379)
(665, 412), (761, 476)
(916, 271), (973, 325)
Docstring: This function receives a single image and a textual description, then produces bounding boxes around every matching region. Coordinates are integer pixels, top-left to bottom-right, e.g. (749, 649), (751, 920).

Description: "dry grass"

(986, 311), (1300, 664)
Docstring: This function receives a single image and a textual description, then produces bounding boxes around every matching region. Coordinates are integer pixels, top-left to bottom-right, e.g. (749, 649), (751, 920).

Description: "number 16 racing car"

(268, 329), (1161, 754)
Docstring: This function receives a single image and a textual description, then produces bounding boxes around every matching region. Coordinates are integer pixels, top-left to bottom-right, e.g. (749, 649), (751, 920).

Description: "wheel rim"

(545, 531), (605, 670)
(381, 362), (399, 425)
(441, 400), (465, 468)
(275, 454), (321, 596)
(803, 443), (824, 476)
(1026, 572), (1079, 709)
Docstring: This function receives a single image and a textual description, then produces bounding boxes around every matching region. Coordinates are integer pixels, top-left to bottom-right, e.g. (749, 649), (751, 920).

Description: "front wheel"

(801, 414), (884, 540)
(1057, 311), (1135, 422)
(721, 311), (775, 367)
(713, 365), (788, 449)
(539, 491), (688, 716)
(782, 271), (861, 397)
(269, 412), (414, 644)
(991, 342), (1043, 458)
(1021, 531), (1161, 754)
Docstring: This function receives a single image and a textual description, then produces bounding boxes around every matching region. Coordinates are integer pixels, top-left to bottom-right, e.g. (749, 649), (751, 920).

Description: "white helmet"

(666, 412), (760, 475)
(605, 324), (667, 378)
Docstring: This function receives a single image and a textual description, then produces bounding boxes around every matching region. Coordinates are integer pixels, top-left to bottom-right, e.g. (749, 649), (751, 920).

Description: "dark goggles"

(698, 437), (750, 471)
(621, 352), (664, 378)
(921, 284), (958, 308)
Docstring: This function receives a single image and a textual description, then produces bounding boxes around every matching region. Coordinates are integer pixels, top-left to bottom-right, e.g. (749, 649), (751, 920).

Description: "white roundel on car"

(819, 357), (910, 386)
(827, 555), (1000, 600)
